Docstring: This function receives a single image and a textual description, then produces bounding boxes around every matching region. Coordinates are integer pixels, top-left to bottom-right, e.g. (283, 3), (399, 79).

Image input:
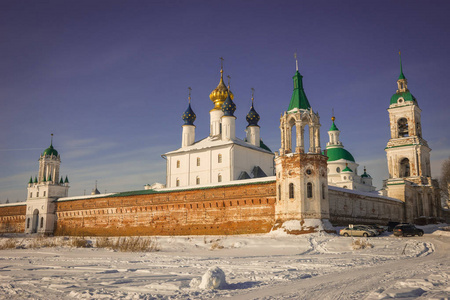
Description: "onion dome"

(43, 143), (58, 157)
(222, 88), (236, 117)
(361, 167), (371, 178)
(246, 91), (260, 126)
(210, 67), (233, 110)
(329, 116), (339, 131)
(182, 90), (196, 125)
(325, 148), (355, 162)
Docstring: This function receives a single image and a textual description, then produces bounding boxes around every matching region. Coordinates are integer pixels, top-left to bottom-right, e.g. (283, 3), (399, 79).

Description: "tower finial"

(188, 87), (192, 104)
(331, 108), (335, 122)
(251, 87), (255, 104)
(398, 50), (406, 80)
(51, 133), (53, 146)
(219, 57), (224, 72)
(294, 52), (298, 71)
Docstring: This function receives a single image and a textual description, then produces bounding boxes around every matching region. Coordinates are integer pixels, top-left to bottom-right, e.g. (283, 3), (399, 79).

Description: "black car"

(393, 224), (424, 237)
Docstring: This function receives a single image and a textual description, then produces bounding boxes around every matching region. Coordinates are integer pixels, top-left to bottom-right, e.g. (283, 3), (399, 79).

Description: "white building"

(163, 65), (274, 188)
(324, 116), (376, 192)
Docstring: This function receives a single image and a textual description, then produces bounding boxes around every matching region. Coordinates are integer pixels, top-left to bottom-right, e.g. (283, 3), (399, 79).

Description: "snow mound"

(197, 266), (227, 290)
(272, 219), (335, 235)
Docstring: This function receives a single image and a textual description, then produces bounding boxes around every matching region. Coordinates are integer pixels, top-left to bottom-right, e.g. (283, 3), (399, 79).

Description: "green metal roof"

(398, 53), (406, 80)
(361, 171), (371, 178)
(260, 139), (272, 152)
(329, 121), (339, 131)
(324, 147), (355, 162)
(288, 71), (311, 111)
(390, 91), (417, 105)
(43, 143), (58, 157)
(342, 165), (353, 172)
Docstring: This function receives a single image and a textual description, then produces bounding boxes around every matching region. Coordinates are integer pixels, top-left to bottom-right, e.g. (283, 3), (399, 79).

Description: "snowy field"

(0, 225), (449, 299)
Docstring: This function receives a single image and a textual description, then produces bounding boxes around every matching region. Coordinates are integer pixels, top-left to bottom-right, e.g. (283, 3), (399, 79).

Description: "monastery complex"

(0, 56), (448, 236)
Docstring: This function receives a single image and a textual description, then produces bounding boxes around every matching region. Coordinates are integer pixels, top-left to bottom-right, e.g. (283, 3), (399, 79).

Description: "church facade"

(0, 55), (446, 235)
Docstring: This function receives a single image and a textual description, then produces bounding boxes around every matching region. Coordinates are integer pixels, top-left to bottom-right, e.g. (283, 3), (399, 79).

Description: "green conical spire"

(29, 176), (33, 184)
(64, 176), (69, 183)
(34, 176), (38, 183)
(288, 55), (311, 111)
(43, 175), (46, 182)
(60, 177), (64, 184)
(398, 51), (406, 80)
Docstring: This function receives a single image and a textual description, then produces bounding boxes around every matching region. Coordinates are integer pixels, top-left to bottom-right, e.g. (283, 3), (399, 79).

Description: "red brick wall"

(0, 204), (26, 233)
(55, 182), (277, 236)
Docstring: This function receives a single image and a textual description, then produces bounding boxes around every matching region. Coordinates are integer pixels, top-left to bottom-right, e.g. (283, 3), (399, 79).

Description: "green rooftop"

(288, 71), (311, 111)
(390, 91), (417, 106)
(324, 147), (355, 162)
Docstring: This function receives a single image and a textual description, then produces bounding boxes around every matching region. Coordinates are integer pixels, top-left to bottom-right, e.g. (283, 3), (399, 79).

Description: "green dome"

(329, 121), (339, 131)
(342, 165), (353, 172)
(43, 143), (58, 157)
(324, 147), (355, 162)
(390, 91), (417, 106)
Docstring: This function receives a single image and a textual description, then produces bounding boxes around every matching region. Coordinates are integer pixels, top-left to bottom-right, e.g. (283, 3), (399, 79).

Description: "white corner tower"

(26, 135), (69, 234)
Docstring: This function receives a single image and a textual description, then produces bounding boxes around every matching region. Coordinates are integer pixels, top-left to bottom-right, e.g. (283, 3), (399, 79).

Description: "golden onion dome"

(209, 69), (233, 110)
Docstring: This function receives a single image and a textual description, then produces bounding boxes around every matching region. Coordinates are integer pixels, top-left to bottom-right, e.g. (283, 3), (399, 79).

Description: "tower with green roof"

(26, 134), (69, 234)
(384, 53), (440, 222)
(324, 115), (375, 192)
(275, 55), (331, 229)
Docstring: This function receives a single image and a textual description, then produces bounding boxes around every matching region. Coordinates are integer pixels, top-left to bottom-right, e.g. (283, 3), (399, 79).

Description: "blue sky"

(1, 0), (449, 202)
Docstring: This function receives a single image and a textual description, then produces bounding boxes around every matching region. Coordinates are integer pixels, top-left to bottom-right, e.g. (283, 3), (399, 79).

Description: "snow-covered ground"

(0, 224), (449, 299)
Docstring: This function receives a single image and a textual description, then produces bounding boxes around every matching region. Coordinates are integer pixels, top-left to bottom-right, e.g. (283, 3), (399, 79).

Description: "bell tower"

(385, 53), (431, 181)
(26, 135), (69, 234)
(274, 56), (330, 226)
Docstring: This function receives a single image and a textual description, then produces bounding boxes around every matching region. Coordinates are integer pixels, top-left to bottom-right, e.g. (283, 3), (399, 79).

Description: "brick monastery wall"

(0, 204), (26, 233)
(54, 182), (277, 236)
(328, 188), (404, 225)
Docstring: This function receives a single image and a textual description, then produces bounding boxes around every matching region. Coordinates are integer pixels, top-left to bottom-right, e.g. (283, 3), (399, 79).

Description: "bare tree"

(439, 156), (450, 208)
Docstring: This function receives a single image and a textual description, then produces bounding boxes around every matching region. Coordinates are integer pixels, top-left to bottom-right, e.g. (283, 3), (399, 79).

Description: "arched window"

(278, 185), (281, 200)
(176, 178), (180, 187)
(322, 184), (326, 199)
(197, 157), (200, 166)
(40, 217), (44, 228)
(196, 177), (200, 185)
(27, 218), (30, 229)
(289, 183), (294, 199)
(343, 185), (348, 189)
(218, 154), (222, 163)
(307, 182), (313, 198)
(400, 158), (410, 177)
(218, 174), (222, 182)
(176, 160), (180, 168)
(398, 118), (409, 137)
(30, 193), (32, 198)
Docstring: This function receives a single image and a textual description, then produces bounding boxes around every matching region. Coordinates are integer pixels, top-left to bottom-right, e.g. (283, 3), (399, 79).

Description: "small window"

(306, 169), (312, 175)
(307, 182), (313, 198)
(336, 167), (340, 173)
(343, 185), (348, 189)
(40, 217), (44, 228)
(322, 184), (326, 200)
(37, 192), (39, 197)
(30, 193), (32, 198)
(218, 174), (222, 182)
(218, 154), (222, 163)
(27, 218), (30, 229)
(43, 191), (46, 197)
(176, 160), (180, 168)
(278, 185), (281, 200)
(197, 157), (200, 166)
(196, 177), (200, 185)
(289, 183), (294, 199)
(176, 179), (180, 187)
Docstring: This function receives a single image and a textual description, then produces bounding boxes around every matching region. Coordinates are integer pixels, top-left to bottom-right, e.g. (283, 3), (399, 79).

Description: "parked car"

(393, 224), (424, 237)
(387, 221), (402, 232)
(340, 227), (376, 237)
(355, 225), (380, 235)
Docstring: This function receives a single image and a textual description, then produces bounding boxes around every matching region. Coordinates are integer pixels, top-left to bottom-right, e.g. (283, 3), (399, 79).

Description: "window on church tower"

(307, 182), (313, 198)
(336, 167), (340, 173)
(196, 177), (200, 185)
(218, 154), (222, 163)
(43, 191), (46, 197)
(278, 185), (281, 200)
(40, 217), (44, 228)
(176, 179), (180, 187)
(27, 218), (30, 229)
(397, 118), (409, 137)
(218, 174), (222, 182)
(30, 193), (32, 198)
(176, 160), (180, 168)
(289, 183), (294, 199)
(322, 184), (326, 199)
(37, 192), (39, 197)
(197, 157), (200, 166)
(400, 158), (410, 177)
